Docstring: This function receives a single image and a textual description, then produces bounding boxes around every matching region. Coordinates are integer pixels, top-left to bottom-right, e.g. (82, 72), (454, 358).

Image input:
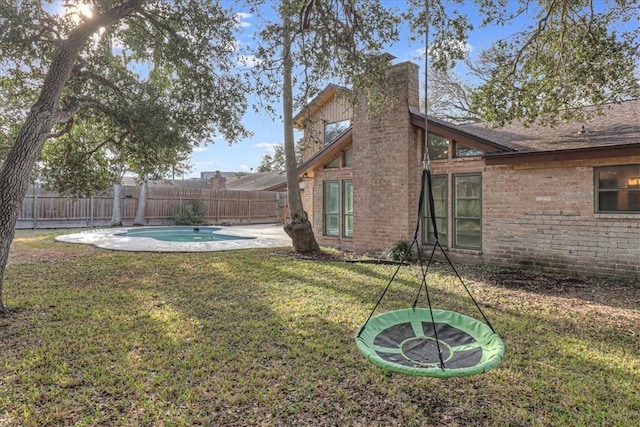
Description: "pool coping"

(55, 224), (292, 252)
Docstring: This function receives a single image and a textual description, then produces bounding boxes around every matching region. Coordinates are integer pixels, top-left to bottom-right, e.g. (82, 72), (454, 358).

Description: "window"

(454, 174), (482, 249)
(323, 180), (353, 238)
(323, 147), (354, 169)
(427, 132), (449, 160)
(325, 156), (341, 169)
(324, 119), (351, 144)
(423, 175), (447, 246)
(324, 181), (340, 236)
(454, 142), (483, 158)
(343, 180), (353, 237)
(595, 165), (640, 213)
(344, 148), (354, 167)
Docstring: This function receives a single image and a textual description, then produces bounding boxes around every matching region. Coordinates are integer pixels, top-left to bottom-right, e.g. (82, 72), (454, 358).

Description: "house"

(295, 59), (640, 279)
(225, 171), (287, 192)
(121, 170), (287, 192)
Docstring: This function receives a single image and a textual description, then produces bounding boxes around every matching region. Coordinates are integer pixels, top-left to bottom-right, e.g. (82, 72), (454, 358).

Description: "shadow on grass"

(2, 248), (639, 426)
(459, 264), (640, 311)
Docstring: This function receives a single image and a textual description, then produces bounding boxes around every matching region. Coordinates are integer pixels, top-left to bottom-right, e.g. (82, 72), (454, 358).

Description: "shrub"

(173, 199), (208, 225)
(385, 240), (412, 262)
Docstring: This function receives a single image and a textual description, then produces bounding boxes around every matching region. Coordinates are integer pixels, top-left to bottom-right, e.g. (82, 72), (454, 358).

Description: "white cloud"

(192, 145), (209, 153)
(253, 142), (279, 153)
(234, 12), (252, 29)
(238, 164), (251, 171)
(427, 40), (474, 65)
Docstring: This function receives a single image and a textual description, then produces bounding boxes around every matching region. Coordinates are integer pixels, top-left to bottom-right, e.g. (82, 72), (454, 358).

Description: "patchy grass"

(1, 229), (639, 426)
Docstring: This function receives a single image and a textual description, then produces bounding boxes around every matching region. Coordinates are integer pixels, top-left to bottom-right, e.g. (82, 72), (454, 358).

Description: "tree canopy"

(0, 0), (252, 313)
(0, 0), (250, 193)
(407, 0), (640, 126)
(256, 139), (305, 172)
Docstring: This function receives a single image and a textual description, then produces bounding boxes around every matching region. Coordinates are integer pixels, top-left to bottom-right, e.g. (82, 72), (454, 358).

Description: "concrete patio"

(55, 224), (292, 252)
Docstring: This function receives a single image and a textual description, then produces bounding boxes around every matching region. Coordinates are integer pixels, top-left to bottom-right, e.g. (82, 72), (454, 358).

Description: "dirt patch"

(274, 249), (367, 262)
(473, 268), (639, 306)
(276, 249), (640, 318)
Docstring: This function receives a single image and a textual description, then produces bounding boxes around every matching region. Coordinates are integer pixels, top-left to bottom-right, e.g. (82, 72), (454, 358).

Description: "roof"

(297, 126), (353, 178)
(121, 177), (213, 189)
(459, 100), (640, 152)
(121, 172), (287, 192)
(297, 95), (640, 174)
(409, 106), (513, 154)
(226, 171), (287, 191)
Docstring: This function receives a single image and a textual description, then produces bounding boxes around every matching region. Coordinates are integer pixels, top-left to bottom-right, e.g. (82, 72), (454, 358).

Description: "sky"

(180, 0), (626, 178)
(36, 1), (638, 179)
(186, 1), (427, 178)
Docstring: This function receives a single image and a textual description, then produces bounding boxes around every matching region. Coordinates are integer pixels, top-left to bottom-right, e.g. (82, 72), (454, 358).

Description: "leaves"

(246, 0), (400, 117)
(471, 9), (640, 126)
(405, 0), (640, 127)
(257, 139), (304, 172)
(1, 0), (250, 183)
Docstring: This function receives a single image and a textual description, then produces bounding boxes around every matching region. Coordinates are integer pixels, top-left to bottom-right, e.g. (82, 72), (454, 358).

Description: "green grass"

(1, 230), (639, 426)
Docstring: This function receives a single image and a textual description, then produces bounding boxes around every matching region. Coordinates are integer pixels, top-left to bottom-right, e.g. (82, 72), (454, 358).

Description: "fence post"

(215, 197), (220, 223)
(90, 196), (94, 228)
(33, 183), (39, 230)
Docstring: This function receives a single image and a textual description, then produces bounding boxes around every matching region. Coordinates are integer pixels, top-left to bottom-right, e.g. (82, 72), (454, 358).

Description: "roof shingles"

(459, 100), (640, 152)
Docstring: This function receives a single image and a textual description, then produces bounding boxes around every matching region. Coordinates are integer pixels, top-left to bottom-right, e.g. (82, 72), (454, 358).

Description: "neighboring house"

(296, 59), (640, 279)
(225, 171), (288, 192)
(122, 170), (287, 192)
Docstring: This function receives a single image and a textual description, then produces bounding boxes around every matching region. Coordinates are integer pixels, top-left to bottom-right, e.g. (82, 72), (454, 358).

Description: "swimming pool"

(114, 226), (256, 243)
(55, 224), (291, 252)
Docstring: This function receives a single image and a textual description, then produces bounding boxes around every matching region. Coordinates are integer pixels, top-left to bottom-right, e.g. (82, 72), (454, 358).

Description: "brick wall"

(299, 58), (639, 280)
(352, 61), (421, 254)
(300, 177), (315, 227)
(483, 158), (639, 279)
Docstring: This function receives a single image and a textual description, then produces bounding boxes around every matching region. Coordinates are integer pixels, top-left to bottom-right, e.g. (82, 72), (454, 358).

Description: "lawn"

(1, 229), (639, 426)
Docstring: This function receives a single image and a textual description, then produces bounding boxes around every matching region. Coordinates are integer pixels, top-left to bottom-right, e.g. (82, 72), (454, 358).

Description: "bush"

(173, 199), (208, 225)
(385, 240), (412, 262)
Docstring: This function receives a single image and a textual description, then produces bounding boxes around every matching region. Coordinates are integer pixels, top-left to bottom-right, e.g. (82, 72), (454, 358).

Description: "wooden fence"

(16, 184), (285, 229)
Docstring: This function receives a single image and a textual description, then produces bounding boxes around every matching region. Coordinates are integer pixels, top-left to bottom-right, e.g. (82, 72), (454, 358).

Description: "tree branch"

(70, 67), (125, 98)
(48, 119), (74, 139)
(53, 96), (120, 125)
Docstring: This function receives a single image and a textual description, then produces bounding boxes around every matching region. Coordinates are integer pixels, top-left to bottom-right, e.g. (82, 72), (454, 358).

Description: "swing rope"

(356, 0), (496, 372)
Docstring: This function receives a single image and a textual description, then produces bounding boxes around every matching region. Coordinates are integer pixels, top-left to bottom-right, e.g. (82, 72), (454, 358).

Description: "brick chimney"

(352, 60), (421, 254)
(210, 170), (227, 190)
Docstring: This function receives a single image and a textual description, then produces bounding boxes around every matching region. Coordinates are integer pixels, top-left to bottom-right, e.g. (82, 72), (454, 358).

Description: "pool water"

(115, 227), (256, 243)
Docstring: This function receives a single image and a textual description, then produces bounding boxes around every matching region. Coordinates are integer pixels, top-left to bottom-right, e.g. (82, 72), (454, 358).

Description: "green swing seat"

(356, 308), (505, 378)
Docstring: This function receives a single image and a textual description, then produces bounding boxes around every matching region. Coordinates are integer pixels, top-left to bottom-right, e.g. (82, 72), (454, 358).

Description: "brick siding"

(352, 61), (421, 254)
(483, 159), (639, 279)
(300, 60), (640, 280)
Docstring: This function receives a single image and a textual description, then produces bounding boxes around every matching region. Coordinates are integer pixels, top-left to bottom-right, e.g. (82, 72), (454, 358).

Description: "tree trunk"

(110, 182), (123, 227)
(0, 1), (142, 314)
(281, 8), (319, 253)
(133, 178), (148, 226)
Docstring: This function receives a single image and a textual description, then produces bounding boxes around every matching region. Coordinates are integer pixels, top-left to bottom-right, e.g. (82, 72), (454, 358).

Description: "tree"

(256, 154), (274, 172)
(0, 0), (248, 313)
(248, 0), (400, 252)
(256, 139), (305, 172)
(406, 0), (640, 126)
(425, 61), (481, 123)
